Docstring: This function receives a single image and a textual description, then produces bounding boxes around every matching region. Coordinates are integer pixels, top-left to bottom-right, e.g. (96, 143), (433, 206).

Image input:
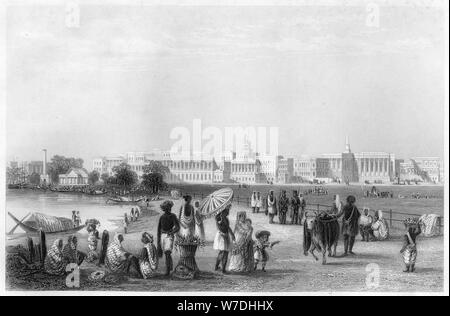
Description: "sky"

(6, 2), (447, 169)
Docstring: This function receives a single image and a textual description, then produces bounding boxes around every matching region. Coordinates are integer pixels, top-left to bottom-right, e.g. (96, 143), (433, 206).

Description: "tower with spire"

(341, 136), (358, 183)
(345, 136), (351, 153)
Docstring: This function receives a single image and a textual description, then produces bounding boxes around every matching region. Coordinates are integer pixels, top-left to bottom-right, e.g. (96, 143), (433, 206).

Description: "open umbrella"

(198, 187), (234, 219)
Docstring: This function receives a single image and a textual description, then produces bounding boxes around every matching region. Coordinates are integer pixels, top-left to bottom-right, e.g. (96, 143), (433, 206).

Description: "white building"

(58, 168), (89, 185)
(258, 154), (279, 183)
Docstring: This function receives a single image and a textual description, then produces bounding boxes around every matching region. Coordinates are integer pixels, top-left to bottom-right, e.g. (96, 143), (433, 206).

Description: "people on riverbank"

(44, 239), (65, 276)
(299, 194), (306, 224)
(86, 224), (100, 263)
(400, 218), (421, 273)
(371, 210), (389, 241)
(341, 195), (361, 256)
(290, 190), (301, 225)
(228, 212), (254, 273)
(251, 191), (257, 213)
(256, 192), (262, 213)
(278, 191), (289, 225)
(105, 233), (142, 278)
(359, 208), (374, 242)
(178, 195), (195, 238)
(213, 205), (235, 274)
(157, 200), (180, 276)
(63, 235), (85, 266)
(139, 232), (158, 279)
(254, 230), (279, 272)
(123, 213), (129, 234)
(267, 190), (277, 224)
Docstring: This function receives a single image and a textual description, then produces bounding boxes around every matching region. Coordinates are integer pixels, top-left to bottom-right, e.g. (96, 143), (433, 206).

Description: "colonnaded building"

(91, 140), (442, 184)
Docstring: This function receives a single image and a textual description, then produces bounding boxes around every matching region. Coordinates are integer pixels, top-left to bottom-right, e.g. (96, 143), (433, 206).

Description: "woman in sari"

(178, 195), (195, 239)
(194, 200), (205, 241)
(228, 212), (254, 273)
(371, 210), (389, 241)
(106, 233), (142, 278)
(63, 235), (85, 266)
(86, 224), (100, 263)
(44, 239), (65, 276)
(139, 232), (158, 279)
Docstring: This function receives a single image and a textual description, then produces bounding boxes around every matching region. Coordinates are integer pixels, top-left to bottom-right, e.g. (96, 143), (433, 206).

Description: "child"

(254, 230), (279, 272)
(123, 213), (129, 234)
(400, 217), (421, 273)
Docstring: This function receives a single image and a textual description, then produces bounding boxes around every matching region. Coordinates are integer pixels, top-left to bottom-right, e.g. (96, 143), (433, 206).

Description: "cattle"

(303, 212), (341, 265)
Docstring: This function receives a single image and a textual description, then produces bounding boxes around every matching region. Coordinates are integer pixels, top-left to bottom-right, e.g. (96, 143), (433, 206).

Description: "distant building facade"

(58, 168), (89, 185)
(277, 157), (294, 183)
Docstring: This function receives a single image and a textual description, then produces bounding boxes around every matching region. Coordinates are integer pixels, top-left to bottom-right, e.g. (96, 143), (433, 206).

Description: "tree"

(142, 161), (169, 194)
(112, 163), (138, 188)
(29, 172), (41, 185)
(100, 173), (110, 184)
(88, 170), (100, 185)
(48, 155), (84, 184)
(6, 166), (20, 184)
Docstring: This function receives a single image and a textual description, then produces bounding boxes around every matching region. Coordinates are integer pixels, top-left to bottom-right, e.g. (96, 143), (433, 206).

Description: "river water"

(5, 190), (136, 235)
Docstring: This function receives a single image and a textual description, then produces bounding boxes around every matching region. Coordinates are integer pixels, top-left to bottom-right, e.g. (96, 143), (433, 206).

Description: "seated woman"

(139, 232), (158, 279)
(63, 235), (86, 266)
(44, 239), (66, 276)
(106, 233), (142, 278)
(86, 224), (100, 263)
(371, 210), (389, 241)
(359, 208), (374, 242)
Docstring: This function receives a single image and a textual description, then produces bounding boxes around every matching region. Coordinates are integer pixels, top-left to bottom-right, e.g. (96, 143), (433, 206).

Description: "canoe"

(85, 190), (107, 196)
(8, 212), (85, 235)
(106, 197), (143, 204)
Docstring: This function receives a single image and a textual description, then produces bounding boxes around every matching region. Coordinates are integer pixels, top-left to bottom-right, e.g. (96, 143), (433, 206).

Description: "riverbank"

(6, 196), (444, 293)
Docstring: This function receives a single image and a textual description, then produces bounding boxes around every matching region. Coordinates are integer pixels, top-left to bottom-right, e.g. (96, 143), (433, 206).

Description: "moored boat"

(8, 212), (85, 235)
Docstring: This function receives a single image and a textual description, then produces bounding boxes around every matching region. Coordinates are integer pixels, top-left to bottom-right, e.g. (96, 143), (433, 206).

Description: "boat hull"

(8, 212), (85, 235)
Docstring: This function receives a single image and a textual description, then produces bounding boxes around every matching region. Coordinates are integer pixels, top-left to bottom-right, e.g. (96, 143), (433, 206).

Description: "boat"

(85, 190), (108, 196)
(8, 183), (23, 189)
(8, 212), (85, 235)
(106, 196), (143, 204)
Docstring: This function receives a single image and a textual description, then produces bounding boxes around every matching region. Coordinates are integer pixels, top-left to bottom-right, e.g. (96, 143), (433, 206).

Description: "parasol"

(198, 187), (234, 219)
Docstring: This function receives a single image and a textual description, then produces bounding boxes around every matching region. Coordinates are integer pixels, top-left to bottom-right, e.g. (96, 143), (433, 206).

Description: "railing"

(180, 191), (444, 235)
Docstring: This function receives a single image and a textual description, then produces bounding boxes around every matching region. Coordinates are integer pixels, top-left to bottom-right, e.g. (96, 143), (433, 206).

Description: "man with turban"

(157, 200), (180, 276)
(341, 195), (361, 256)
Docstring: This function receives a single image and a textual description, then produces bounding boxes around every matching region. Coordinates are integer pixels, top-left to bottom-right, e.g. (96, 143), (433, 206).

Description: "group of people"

(71, 210), (82, 227)
(359, 208), (390, 242)
(123, 207), (141, 234)
(212, 205), (278, 274)
(42, 189), (422, 279)
(44, 235), (85, 276)
(265, 190), (306, 225)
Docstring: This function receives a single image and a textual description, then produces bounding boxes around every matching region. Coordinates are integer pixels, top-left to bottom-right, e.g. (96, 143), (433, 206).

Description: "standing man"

(251, 191), (257, 213)
(255, 192), (262, 214)
(213, 205), (235, 274)
(299, 193), (306, 225)
(341, 195), (361, 256)
(278, 191), (289, 225)
(290, 190), (301, 225)
(157, 200), (180, 276)
(267, 190), (277, 224)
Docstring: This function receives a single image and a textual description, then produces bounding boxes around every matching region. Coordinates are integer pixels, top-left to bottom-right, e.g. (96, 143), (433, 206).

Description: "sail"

(28, 212), (75, 233)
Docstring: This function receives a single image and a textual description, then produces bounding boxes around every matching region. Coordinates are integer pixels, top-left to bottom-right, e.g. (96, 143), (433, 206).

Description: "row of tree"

(7, 155), (170, 193)
(96, 161), (169, 193)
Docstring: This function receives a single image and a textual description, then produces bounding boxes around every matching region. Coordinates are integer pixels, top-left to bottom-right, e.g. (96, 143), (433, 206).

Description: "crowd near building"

(90, 138), (444, 185)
